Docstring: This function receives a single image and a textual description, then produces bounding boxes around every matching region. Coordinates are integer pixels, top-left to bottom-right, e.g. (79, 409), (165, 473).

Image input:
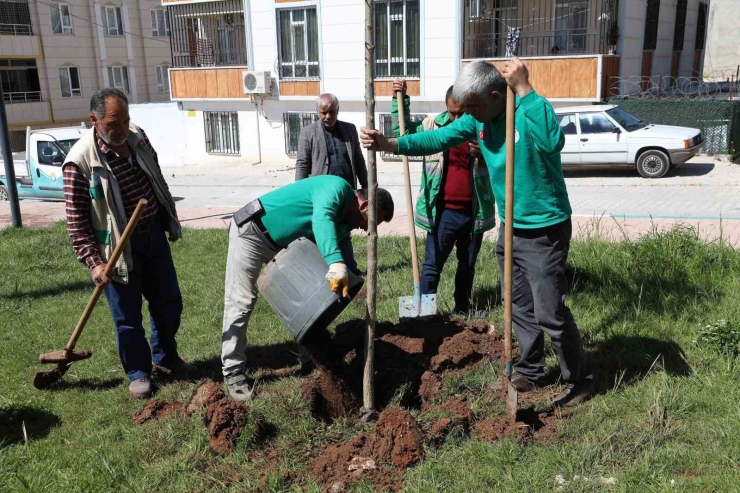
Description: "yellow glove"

(326, 263), (349, 298)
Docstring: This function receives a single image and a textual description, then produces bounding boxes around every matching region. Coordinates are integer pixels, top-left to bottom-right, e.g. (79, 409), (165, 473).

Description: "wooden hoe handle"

(503, 87), (516, 375)
(64, 199), (149, 353)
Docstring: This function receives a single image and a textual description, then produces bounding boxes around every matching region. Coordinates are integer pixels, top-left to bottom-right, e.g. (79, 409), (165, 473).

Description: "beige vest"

(65, 123), (181, 283)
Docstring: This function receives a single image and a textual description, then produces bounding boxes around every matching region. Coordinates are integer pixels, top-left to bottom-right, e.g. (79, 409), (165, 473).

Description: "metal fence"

(284, 112), (318, 155)
(462, 0), (619, 58)
(3, 90), (40, 104)
(0, 0), (32, 35)
(169, 0), (247, 68)
(608, 98), (740, 159)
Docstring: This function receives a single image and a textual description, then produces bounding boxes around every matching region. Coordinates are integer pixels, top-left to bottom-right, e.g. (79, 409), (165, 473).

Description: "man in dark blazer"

(295, 93), (368, 275)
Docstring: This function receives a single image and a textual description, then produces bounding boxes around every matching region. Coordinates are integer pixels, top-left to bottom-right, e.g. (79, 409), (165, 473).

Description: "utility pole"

(362, 0), (377, 421)
(0, 84), (22, 228)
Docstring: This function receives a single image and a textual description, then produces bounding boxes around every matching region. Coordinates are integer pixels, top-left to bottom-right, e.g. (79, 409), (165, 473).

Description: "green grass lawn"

(1, 223), (740, 492)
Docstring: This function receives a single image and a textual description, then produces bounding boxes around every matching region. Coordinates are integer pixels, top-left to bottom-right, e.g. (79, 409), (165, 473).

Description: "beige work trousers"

(221, 219), (280, 377)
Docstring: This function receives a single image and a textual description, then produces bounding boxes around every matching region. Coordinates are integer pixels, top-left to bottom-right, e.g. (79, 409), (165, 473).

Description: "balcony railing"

(462, 0), (619, 58)
(168, 0), (248, 68)
(3, 91), (41, 104)
(0, 0), (33, 35)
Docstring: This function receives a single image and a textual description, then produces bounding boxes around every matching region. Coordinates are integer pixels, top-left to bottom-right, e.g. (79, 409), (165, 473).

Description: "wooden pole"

(362, 0), (376, 418)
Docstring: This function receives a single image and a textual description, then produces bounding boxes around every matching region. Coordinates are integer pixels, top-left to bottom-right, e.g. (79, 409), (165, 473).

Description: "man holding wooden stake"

(360, 58), (594, 407)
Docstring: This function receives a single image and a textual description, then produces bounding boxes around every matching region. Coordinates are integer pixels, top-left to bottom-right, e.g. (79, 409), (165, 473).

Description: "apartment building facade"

(130, 0), (709, 166)
(0, 0), (172, 147)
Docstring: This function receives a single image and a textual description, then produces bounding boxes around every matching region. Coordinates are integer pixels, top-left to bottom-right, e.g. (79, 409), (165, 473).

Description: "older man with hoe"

(391, 79), (495, 315)
(361, 59), (593, 407)
(221, 176), (394, 402)
(62, 88), (195, 399)
(295, 93), (368, 275)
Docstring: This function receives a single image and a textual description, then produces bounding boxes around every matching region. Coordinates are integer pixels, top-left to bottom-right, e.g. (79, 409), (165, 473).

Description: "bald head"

(317, 93), (339, 128)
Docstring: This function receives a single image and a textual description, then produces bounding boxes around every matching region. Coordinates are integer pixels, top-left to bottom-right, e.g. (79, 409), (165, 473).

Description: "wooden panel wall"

(463, 57), (599, 99)
(374, 80), (420, 96)
(692, 50), (702, 79)
(275, 0), (305, 2)
(601, 55), (620, 99)
(671, 51), (680, 79)
(280, 81), (320, 96)
(170, 68), (248, 100)
(641, 51), (653, 91)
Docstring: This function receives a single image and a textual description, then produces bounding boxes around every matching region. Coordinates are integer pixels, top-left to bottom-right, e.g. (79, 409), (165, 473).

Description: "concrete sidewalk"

(2, 202), (739, 247)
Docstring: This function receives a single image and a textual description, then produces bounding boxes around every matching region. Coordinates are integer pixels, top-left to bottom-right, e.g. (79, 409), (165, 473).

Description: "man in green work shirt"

(221, 175), (394, 402)
(360, 58), (593, 408)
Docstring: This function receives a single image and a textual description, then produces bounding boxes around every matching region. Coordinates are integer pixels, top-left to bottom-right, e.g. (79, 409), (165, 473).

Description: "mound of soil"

(311, 407), (424, 492)
(132, 399), (183, 425)
(425, 398), (473, 444)
(206, 399), (249, 456)
(186, 381), (225, 417)
(131, 380), (275, 457)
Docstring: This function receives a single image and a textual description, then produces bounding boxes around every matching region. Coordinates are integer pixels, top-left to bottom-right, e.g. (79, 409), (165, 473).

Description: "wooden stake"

(362, 0), (377, 418)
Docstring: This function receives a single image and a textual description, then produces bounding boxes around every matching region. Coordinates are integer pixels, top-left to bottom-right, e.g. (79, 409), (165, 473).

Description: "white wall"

(653, 0), (676, 77)
(619, 0), (648, 89)
(703, 0), (733, 79)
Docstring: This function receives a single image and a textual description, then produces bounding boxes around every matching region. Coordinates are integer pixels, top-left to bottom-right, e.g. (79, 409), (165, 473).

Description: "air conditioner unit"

(243, 71), (271, 95)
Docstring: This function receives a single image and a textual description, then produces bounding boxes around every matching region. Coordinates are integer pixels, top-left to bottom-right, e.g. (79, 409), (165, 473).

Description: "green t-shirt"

(397, 90), (571, 229)
(260, 175), (353, 264)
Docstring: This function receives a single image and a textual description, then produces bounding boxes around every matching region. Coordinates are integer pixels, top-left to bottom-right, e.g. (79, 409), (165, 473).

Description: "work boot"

(225, 373), (254, 402)
(551, 379), (595, 408)
(129, 376), (153, 399)
(510, 373), (539, 393)
(153, 357), (199, 381)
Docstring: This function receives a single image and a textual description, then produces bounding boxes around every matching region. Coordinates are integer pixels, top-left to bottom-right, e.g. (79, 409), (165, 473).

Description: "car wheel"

(0, 184), (8, 201)
(636, 150), (670, 178)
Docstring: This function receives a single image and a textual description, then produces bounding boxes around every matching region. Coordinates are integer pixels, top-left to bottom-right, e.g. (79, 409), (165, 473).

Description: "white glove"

(326, 263), (349, 298)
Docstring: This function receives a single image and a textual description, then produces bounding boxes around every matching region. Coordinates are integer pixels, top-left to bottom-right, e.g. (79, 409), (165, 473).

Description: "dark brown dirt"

(418, 371), (442, 409)
(474, 407), (568, 443)
(132, 399), (183, 425)
(186, 381), (226, 417)
(424, 398), (473, 444)
(310, 407), (424, 492)
(430, 327), (503, 371)
(205, 399), (249, 456)
(301, 318), (498, 422)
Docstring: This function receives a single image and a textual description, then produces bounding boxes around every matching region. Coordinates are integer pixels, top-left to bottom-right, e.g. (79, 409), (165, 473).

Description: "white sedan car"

(554, 105), (704, 178)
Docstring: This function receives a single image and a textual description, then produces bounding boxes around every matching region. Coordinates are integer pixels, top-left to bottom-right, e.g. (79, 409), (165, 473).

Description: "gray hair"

(452, 61), (507, 102)
(90, 88), (128, 119)
(316, 93), (339, 110)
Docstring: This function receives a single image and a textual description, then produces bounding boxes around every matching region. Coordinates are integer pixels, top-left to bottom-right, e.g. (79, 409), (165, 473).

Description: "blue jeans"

(338, 235), (361, 275)
(104, 221), (183, 381)
(421, 208), (483, 313)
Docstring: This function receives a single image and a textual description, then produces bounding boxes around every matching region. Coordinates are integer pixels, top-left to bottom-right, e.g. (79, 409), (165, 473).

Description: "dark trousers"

(104, 221), (183, 381)
(421, 208), (483, 313)
(338, 235), (361, 276)
(496, 218), (591, 384)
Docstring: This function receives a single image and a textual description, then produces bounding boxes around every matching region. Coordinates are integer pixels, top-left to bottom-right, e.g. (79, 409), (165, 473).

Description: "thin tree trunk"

(363, 0), (376, 415)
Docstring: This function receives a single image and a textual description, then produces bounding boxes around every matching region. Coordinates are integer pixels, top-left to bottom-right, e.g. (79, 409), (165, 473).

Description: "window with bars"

(284, 113), (319, 155)
(58, 66), (81, 98)
(151, 9), (169, 37)
(695, 2), (707, 50)
(0, 0), (32, 35)
(643, 0), (660, 50)
(555, 1), (586, 54)
(672, 0), (687, 51)
(374, 0), (420, 79)
(204, 112), (240, 155)
(276, 8), (320, 80)
(101, 6), (123, 36)
(156, 65), (169, 93)
(379, 113), (425, 161)
(50, 3), (73, 34)
(107, 66), (130, 93)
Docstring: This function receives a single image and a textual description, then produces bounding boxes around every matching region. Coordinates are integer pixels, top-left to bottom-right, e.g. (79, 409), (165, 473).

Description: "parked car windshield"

(37, 139), (79, 165)
(606, 107), (647, 131)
